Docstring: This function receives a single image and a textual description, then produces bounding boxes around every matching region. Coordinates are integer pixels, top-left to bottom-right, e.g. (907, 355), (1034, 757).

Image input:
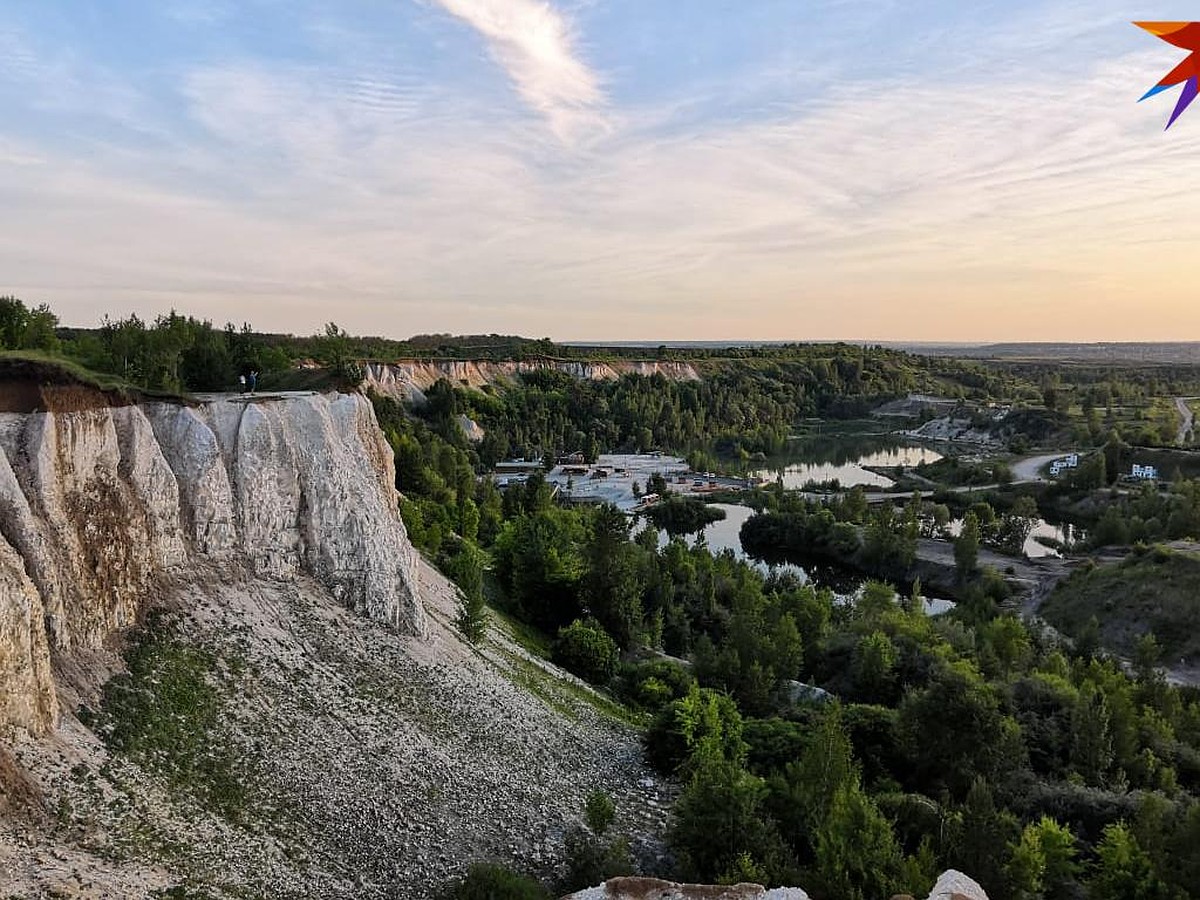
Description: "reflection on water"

(1026, 521), (1086, 558)
(750, 435), (942, 490)
(944, 517), (1087, 559)
(652, 503), (953, 614)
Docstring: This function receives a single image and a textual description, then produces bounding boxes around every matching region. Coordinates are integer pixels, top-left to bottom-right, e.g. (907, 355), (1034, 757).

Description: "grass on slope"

(80, 613), (249, 824)
(1041, 546), (1200, 663)
(488, 606), (644, 728)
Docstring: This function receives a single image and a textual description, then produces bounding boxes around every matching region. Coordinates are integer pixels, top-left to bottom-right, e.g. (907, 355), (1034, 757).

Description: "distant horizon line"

(560, 339), (1200, 348)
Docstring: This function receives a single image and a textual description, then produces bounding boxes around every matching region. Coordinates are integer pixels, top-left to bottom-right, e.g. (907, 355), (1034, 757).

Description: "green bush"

(447, 863), (550, 900)
(585, 790), (616, 836)
(554, 619), (620, 685)
(616, 659), (696, 711)
(643, 684), (746, 774)
(561, 825), (633, 893)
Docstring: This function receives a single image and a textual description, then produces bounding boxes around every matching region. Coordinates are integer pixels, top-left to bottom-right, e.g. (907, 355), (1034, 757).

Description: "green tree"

(983, 615), (1033, 676)
(0, 295), (31, 349)
(1104, 430), (1129, 484)
(853, 631), (897, 702)
(1071, 681), (1114, 787)
(814, 781), (904, 900)
(644, 684), (746, 774)
(670, 755), (788, 885)
(768, 706), (858, 854)
(955, 512), (981, 579)
(449, 542), (487, 643)
(492, 509), (585, 630)
(318, 321), (363, 389)
(998, 495), (1040, 556)
(1008, 816), (1079, 899)
(561, 791), (632, 892)
(898, 660), (1013, 797)
(1089, 822), (1172, 900)
(856, 580), (895, 621)
(582, 504), (645, 649)
(584, 790), (615, 836)
(553, 619), (619, 685)
(948, 777), (1017, 899)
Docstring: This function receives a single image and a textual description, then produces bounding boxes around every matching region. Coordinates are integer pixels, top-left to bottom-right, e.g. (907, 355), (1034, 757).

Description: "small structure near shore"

(1049, 453), (1079, 477)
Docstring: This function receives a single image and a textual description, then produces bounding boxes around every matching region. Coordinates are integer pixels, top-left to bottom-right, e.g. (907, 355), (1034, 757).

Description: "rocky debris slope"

(363, 359), (700, 405)
(2, 558), (667, 898)
(562, 869), (988, 900)
(0, 392), (422, 735)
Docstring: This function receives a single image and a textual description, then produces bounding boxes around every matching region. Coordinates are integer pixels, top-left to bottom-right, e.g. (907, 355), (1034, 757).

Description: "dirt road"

(1176, 397), (1195, 445)
(1010, 452), (1065, 483)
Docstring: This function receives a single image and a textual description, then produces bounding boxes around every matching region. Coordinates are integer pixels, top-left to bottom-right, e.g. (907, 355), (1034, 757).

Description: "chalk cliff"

(0, 391), (423, 735)
(363, 358), (700, 405)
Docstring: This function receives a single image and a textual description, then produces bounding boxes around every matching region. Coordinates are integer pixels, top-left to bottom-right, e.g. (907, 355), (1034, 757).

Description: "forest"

(374, 384), (1200, 900)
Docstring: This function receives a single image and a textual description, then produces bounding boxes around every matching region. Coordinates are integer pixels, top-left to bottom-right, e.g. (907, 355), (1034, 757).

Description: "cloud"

(429, 0), (606, 141)
(5, 2), (1200, 341)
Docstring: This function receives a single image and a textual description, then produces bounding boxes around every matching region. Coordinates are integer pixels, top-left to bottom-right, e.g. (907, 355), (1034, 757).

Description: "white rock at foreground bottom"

(927, 868), (989, 900)
(560, 869), (989, 900)
(560, 877), (809, 900)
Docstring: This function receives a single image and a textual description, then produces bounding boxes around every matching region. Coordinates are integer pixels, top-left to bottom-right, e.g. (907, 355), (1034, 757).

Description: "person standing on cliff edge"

(249, 371), (258, 393)
(238, 374), (246, 394)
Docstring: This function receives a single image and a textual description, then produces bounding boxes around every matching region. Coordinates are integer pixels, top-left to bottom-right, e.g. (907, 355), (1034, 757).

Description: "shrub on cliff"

(553, 619), (619, 685)
(447, 540), (487, 643)
(447, 863), (549, 900)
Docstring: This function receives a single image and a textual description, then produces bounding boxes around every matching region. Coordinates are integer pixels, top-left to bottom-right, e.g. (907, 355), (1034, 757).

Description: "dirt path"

(1176, 397), (1195, 446)
(1011, 452), (1065, 483)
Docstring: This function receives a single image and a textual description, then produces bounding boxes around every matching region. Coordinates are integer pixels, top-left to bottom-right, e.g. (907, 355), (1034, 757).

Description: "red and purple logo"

(1135, 22), (1200, 128)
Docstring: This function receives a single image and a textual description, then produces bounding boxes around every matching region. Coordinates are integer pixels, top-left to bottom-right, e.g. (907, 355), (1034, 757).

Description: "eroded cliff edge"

(363, 358), (700, 405)
(0, 391), (423, 735)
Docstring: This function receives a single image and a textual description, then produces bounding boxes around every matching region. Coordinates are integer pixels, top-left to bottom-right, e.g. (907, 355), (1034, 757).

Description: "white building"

(1131, 463), (1158, 480)
(1049, 454), (1080, 477)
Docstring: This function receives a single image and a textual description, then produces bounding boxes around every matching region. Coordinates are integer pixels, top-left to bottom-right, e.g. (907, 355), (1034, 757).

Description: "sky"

(2, 1), (1200, 342)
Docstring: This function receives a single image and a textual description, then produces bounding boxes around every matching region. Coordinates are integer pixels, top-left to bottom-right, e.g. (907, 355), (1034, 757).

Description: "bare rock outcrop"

(561, 878), (809, 900)
(562, 870), (989, 900)
(927, 869), (989, 900)
(0, 392), (423, 735)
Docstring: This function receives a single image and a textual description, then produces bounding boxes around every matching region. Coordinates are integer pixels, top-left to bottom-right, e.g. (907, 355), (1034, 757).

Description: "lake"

(945, 516), (1087, 559)
(654, 503), (955, 614)
(750, 435), (943, 490)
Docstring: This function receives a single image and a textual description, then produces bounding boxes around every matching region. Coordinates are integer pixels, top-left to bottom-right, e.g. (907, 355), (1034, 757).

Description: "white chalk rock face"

(0, 539), (57, 733)
(361, 357), (702, 405)
(927, 869), (989, 900)
(145, 404), (238, 556)
(0, 392), (424, 734)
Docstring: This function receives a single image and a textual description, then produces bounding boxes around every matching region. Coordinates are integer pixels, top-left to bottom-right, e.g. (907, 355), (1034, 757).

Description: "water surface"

(653, 503), (954, 614)
(750, 435), (942, 490)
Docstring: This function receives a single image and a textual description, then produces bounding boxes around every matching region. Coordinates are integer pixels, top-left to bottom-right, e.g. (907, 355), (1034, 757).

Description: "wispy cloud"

(429, 0), (606, 141)
(4, 1), (1200, 340)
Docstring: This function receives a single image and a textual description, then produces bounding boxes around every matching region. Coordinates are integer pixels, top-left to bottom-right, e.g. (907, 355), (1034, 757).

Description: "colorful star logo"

(1135, 21), (1200, 129)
